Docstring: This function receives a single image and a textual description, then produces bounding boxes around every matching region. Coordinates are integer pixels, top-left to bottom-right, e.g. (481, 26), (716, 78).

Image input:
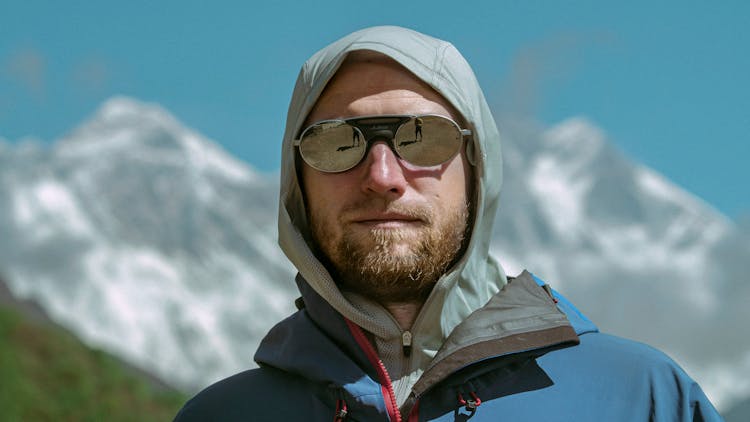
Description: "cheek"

(439, 156), (471, 206)
(302, 169), (348, 224)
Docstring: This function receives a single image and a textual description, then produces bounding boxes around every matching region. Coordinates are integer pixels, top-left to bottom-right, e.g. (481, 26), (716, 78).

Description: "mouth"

(351, 213), (425, 228)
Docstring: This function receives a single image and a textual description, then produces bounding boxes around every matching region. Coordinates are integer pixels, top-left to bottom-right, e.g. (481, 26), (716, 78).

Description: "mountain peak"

(60, 96), (183, 148)
(544, 116), (605, 153)
(94, 96), (177, 125)
(55, 96), (259, 185)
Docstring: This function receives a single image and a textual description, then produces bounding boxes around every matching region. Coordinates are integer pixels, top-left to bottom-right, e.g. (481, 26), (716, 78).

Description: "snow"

(71, 244), (294, 389)
(1, 97), (746, 411)
(0, 98), (296, 390)
(57, 96), (261, 185)
(181, 131), (257, 184)
(11, 180), (93, 240)
(542, 117), (605, 170)
(529, 155), (590, 236)
(636, 166), (728, 224)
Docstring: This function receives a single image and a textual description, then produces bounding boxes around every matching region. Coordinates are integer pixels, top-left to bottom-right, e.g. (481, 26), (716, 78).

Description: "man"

(175, 26), (721, 421)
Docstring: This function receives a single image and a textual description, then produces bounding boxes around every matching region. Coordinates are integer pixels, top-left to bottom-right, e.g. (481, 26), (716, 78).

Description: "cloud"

(4, 47), (46, 98)
(3, 47), (113, 102)
(72, 57), (111, 93)
(496, 31), (618, 116)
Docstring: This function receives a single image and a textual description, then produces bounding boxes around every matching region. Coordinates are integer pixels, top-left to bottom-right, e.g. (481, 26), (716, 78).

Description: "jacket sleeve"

(686, 384), (724, 422)
(649, 355), (724, 421)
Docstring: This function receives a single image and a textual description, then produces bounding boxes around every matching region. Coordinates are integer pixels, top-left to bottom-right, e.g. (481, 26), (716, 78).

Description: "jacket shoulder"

(173, 366), (331, 422)
(569, 332), (696, 381)
(537, 332), (722, 420)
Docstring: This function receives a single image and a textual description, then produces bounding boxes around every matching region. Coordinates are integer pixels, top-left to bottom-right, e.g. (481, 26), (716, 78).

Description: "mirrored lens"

(394, 116), (462, 166)
(299, 122), (366, 172)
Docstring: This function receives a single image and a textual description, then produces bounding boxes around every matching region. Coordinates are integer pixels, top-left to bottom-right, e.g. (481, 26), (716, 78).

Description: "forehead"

(305, 51), (461, 125)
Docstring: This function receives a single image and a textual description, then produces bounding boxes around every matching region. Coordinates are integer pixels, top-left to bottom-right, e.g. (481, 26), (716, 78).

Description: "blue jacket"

(174, 272), (721, 421)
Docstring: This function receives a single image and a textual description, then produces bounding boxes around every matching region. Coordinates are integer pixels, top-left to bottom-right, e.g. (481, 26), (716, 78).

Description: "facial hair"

(310, 199), (469, 304)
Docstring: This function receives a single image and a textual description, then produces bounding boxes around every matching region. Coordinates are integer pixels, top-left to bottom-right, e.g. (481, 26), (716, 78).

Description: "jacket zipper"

(345, 319), (402, 422)
(401, 330), (412, 357)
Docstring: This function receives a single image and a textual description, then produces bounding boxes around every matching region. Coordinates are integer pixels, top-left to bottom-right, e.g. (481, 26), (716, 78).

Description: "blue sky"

(1, 1), (748, 219)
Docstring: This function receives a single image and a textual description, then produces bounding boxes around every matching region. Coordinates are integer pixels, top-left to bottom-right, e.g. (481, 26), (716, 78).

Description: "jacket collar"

(410, 271), (582, 399)
(255, 271), (593, 403)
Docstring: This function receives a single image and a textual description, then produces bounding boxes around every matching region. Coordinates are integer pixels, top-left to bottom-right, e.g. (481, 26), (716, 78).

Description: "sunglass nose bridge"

(364, 128), (395, 141)
(349, 115), (408, 143)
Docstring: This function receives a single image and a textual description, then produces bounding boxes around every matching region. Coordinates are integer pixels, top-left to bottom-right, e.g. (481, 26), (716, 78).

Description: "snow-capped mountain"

(0, 97), (296, 390)
(0, 98), (747, 411)
(493, 115), (749, 410)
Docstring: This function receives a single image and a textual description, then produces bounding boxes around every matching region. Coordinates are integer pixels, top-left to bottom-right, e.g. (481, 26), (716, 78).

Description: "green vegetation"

(0, 306), (187, 421)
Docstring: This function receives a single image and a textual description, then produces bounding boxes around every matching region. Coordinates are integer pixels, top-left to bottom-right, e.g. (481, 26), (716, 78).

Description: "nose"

(360, 140), (407, 196)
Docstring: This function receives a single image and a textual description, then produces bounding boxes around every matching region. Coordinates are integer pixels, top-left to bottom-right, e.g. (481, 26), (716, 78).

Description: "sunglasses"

(293, 114), (472, 173)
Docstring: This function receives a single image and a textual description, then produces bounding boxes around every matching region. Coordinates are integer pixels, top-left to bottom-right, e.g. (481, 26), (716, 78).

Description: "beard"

(310, 199), (469, 304)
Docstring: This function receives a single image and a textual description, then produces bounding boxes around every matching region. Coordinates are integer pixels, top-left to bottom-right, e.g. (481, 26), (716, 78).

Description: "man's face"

(301, 55), (471, 304)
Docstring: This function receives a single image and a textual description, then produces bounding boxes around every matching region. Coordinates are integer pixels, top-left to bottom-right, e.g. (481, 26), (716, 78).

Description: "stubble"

(311, 200), (469, 303)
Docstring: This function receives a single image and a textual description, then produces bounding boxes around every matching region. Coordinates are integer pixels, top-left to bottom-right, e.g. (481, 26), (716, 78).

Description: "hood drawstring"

(457, 390), (482, 418)
(334, 398), (348, 421)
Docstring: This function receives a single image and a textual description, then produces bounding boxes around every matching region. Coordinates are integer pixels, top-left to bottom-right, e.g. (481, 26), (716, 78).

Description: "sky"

(1, 1), (748, 219)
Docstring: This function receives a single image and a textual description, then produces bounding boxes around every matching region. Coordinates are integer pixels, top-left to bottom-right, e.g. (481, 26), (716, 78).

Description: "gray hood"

(277, 25), (506, 400)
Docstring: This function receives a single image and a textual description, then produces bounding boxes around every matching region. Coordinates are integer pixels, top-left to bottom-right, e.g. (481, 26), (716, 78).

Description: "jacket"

(174, 271), (720, 421)
(175, 26), (721, 421)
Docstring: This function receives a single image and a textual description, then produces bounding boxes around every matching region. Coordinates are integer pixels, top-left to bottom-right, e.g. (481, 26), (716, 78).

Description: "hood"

(277, 25), (506, 384)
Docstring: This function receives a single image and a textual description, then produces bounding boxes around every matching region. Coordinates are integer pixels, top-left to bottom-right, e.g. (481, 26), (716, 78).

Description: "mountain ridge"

(0, 97), (295, 391)
(1, 96), (746, 411)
